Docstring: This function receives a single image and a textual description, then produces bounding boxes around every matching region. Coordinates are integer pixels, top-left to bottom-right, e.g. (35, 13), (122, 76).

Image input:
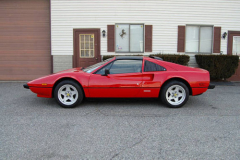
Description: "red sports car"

(23, 56), (215, 108)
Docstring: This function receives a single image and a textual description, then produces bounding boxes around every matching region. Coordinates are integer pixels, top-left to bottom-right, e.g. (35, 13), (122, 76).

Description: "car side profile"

(23, 56), (215, 108)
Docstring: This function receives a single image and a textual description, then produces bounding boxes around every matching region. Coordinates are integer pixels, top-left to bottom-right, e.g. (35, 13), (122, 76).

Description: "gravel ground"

(0, 82), (240, 160)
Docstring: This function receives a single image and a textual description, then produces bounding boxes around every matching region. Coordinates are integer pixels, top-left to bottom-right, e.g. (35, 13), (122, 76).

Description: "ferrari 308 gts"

(23, 56), (215, 108)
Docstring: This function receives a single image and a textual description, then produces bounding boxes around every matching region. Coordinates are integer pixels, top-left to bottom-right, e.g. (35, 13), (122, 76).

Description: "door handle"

(96, 58), (98, 60)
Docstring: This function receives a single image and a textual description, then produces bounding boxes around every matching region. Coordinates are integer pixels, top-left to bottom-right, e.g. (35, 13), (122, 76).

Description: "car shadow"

(27, 95), (202, 110)
(28, 96), (165, 109)
(84, 98), (162, 106)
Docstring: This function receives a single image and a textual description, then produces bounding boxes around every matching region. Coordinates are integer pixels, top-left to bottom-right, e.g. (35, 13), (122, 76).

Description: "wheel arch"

(52, 77), (85, 98)
(160, 77), (192, 96)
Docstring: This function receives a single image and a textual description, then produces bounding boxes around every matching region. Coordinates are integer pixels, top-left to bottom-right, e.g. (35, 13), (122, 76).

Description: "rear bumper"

(208, 83), (215, 89)
(192, 87), (208, 96)
(23, 84), (29, 89)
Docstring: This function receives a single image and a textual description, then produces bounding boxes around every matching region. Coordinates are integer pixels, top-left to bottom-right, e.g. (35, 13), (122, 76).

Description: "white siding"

(51, 0), (240, 58)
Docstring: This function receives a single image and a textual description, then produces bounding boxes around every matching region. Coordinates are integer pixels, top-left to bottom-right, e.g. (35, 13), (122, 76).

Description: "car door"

(88, 59), (143, 97)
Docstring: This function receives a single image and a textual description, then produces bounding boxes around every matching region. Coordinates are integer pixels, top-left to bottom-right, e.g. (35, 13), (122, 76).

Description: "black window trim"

(94, 59), (143, 75)
(93, 60), (114, 74)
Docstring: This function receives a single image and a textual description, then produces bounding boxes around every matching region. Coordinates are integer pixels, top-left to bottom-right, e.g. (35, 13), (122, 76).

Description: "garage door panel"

(0, 50), (50, 55)
(0, 42), (50, 49)
(0, 31), (50, 37)
(0, 22), (49, 27)
(0, 53), (50, 59)
(0, 17), (50, 22)
(0, 0), (51, 80)
(0, 36), (50, 43)
(0, 59), (50, 62)
(0, 9), (49, 16)
(0, 38), (50, 43)
(0, 45), (50, 51)
(0, 12), (49, 18)
(0, 0), (49, 8)
(0, 27), (50, 33)
(0, 60), (51, 66)
(0, 75), (47, 81)
(0, 68), (50, 75)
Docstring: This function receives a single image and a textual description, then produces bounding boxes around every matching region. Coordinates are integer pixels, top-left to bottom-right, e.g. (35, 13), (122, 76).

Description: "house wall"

(51, 0), (240, 71)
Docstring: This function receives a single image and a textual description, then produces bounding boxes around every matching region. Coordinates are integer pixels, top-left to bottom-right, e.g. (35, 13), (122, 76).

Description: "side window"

(109, 60), (142, 74)
(95, 62), (113, 75)
(144, 60), (166, 72)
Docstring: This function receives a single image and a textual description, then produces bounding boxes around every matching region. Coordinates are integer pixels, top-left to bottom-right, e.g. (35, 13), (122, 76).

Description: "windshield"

(82, 58), (114, 73)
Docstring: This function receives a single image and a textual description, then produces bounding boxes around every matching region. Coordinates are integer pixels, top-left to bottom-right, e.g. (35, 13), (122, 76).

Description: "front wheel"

(160, 80), (189, 108)
(54, 80), (83, 108)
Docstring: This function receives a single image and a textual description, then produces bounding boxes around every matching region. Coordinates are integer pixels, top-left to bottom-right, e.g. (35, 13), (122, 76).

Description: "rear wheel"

(160, 80), (189, 108)
(54, 80), (83, 108)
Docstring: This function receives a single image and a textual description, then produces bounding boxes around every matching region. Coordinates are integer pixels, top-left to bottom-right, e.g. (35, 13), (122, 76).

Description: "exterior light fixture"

(102, 30), (106, 37)
(222, 32), (227, 39)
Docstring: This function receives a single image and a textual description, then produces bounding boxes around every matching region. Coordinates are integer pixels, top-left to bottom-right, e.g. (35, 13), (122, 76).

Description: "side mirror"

(101, 68), (110, 76)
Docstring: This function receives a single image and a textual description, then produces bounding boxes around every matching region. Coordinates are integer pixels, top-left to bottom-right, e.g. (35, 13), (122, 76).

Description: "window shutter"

(213, 27), (221, 53)
(177, 26), (185, 52)
(107, 25), (115, 52)
(145, 25), (152, 52)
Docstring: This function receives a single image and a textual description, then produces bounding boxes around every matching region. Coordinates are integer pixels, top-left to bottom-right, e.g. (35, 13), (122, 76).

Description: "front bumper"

(23, 84), (29, 89)
(208, 83), (215, 89)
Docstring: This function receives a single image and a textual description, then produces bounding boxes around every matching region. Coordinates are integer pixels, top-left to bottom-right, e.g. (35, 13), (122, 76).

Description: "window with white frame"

(232, 36), (240, 55)
(115, 24), (144, 53)
(185, 25), (213, 53)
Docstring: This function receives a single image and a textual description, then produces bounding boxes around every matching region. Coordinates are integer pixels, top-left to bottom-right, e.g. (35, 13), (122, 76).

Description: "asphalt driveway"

(0, 82), (240, 160)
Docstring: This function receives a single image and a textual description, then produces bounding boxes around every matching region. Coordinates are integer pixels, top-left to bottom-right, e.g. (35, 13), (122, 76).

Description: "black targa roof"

(115, 56), (143, 60)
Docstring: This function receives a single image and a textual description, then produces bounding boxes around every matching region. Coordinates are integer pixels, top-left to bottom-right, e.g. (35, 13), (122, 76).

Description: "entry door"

(227, 31), (240, 81)
(227, 31), (240, 55)
(73, 29), (101, 68)
(232, 36), (240, 55)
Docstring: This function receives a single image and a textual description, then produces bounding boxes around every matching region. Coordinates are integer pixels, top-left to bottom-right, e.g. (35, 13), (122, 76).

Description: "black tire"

(54, 80), (83, 108)
(160, 80), (189, 108)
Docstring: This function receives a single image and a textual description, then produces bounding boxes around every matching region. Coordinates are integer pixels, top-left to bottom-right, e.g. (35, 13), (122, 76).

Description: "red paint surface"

(192, 88), (208, 96)
(30, 87), (52, 98)
(27, 56), (210, 99)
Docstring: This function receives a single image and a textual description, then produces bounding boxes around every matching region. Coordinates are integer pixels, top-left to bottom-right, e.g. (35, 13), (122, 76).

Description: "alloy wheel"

(58, 84), (79, 106)
(165, 85), (186, 106)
